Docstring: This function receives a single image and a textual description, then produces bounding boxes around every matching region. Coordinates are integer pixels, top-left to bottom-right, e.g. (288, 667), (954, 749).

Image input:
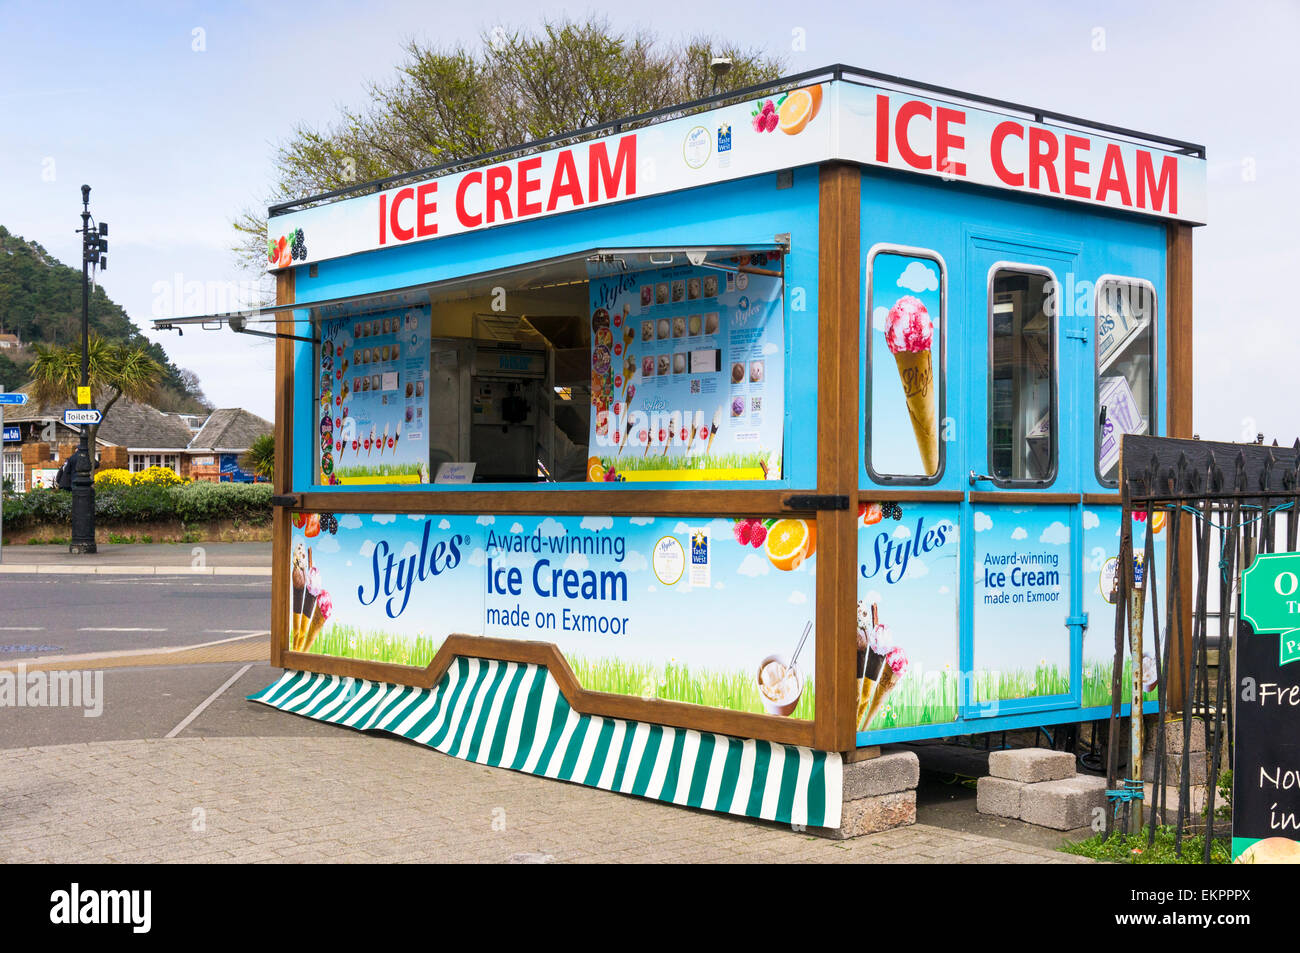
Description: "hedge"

(1, 482), (273, 532)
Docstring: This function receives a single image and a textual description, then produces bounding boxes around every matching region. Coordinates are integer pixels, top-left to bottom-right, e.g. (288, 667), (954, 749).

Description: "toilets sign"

(1241, 552), (1300, 666)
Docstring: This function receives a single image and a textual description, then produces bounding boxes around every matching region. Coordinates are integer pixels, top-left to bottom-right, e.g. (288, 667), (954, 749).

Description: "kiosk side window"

(988, 268), (1057, 486)
(1095, 277), (1156, 486)
(313, 247), (787, 487)
(864, 247), (945, 482)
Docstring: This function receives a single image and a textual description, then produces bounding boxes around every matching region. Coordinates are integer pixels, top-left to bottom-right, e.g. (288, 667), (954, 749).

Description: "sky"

(1, 0), (1296, 439)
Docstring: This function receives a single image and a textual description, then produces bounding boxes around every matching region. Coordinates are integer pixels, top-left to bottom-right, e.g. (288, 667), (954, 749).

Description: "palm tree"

(242, 432), (274, 480)
(28, 337), (163, 450)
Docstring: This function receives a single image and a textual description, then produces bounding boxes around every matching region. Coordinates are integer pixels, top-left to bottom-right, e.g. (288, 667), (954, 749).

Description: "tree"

(29, 337), (163, 451)
(242, 433), (274, 480)
(234, 16), (784, 271)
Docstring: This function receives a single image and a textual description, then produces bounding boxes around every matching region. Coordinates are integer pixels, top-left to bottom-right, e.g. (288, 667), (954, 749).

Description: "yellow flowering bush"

(93, 468), (133, 487)
(131, 466), (189, 487)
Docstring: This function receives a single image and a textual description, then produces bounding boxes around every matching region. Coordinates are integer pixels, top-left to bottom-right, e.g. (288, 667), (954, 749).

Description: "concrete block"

(817, 790), (916, 839)
(842, 750), (920, 800)
(976, 776), (1024, 819)
(1018, 775), (1107, 831)
(1142, 750), (1210, 785)
(987, 747), (1075, 783)
(1145, 718), (1207, 756)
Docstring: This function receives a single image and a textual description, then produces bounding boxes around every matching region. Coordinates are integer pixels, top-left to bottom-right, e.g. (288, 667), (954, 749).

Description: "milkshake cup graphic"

(886, 295), (938, 474)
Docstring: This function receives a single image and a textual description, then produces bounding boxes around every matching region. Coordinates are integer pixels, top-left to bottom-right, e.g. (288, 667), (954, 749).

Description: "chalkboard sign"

(1234, 552), (1300, 862)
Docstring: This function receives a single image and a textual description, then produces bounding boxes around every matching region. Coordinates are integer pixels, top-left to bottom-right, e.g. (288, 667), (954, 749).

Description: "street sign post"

(0, 392), (29, 405)
(63, 409), (103, 427)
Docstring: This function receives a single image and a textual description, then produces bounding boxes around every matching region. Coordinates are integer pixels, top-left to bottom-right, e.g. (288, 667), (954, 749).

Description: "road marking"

(0, 631), (268, 669)
(78, 627), (167, 632)
(203, 629), (264, 634)
(166, 664), (253, 739)
(0, 626), (44, 631)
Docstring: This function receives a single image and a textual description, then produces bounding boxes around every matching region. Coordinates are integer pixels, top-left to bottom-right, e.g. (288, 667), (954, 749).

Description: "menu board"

(1234, 552), (1300, 863)
(586, 258), (785, 482)
(316, 305), (431, 485)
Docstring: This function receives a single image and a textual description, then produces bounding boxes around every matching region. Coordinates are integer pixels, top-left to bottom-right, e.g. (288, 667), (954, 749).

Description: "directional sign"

(1241, 552), (1300, 666)
(63, 409), (102, 426)
(2, 426), (18, 442)
(0, 393), (28, 406)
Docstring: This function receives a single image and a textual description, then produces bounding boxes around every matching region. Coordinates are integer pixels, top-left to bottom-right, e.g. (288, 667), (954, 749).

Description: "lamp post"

(70, 184), (107, 554)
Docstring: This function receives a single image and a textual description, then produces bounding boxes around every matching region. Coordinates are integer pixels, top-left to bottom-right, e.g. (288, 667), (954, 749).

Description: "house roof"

(189, 407), (272, 451)
(5, 384), (266, 452)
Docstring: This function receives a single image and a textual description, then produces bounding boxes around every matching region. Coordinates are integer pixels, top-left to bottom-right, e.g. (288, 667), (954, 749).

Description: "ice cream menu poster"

(867, 252), (943, 478)
(586, 259), (785, 482)
(316, 305), (431, 485)
(286, 512), (817, 719)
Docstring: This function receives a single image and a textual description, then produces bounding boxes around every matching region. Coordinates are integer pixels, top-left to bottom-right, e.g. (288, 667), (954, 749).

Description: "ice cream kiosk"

(158, 65), (1204, 830)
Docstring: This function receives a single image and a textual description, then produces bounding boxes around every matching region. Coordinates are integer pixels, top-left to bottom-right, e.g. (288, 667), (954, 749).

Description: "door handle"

(968, 469), (993, 487)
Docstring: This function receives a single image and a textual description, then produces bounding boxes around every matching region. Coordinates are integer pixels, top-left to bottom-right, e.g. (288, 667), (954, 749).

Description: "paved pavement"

(0, 541), (270, 575)
(0, 724), (1092, 864)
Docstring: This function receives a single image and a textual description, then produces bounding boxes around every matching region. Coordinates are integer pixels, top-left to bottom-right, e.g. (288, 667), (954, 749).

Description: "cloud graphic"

(896, 261), (939, 293)
(938, 585), (950, 595)
(399, 541), (419, 558)
(714, 581), (725, 590)
(762, 341), (778, 356)
(467, 548), (487, 567)
(630, 517), (655, 526)
(339, 514), (362, 529)
(788, 590), (807, 604)
(1011, 527), (1028, 540)
(438, 518), (451, 530)
(563, 552), (589, 571)
(905, 558), (929, 579)
(580, 516), (613, 532)
(407, 514), (425, 521)
(673, 521), (691, 534)
(623, 551), (648, 573)
(315, 535), (340, 554)
(1082, 510), (1100, 531)
(974, 511), (993, 532)
(737, 553), (770, 577)
(1040, 521), (1071, 545)
(372, 514), (396, 525)
(872, 305), (890, 332)
(359, 539), (375, 557)
(510, 522), (524, 534)
(893, 524), (911, 539)
(864, 589), (883, 609)
(476, 515), (495, 526)
(537, 517), (566, 537)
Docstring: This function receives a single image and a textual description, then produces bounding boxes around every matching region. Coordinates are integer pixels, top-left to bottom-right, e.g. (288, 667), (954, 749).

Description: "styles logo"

(359, 519), (466, 619)
(860, 515), (952, 585)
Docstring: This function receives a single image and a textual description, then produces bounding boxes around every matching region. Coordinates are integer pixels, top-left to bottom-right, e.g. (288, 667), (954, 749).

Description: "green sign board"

(1241, 552), (1300, 667)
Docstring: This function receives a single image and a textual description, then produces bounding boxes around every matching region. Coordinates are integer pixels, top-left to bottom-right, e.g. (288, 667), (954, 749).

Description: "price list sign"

(1235, 552), (1300, 862)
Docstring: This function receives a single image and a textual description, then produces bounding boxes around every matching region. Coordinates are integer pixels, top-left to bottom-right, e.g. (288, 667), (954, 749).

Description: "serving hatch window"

(1095, 277), (1156, 485)
(312, 246), (787, 487)
(988, 267), (1057, 486)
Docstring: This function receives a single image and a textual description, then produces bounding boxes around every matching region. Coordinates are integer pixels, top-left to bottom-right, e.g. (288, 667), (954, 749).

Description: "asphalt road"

(0, 573), (270, 658)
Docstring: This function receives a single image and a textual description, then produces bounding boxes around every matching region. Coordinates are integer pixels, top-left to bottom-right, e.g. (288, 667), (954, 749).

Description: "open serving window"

(311, 244), (788, 487)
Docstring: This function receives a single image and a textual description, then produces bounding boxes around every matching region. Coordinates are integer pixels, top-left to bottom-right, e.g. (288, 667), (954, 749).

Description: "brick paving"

(0, 734), (1093, 863)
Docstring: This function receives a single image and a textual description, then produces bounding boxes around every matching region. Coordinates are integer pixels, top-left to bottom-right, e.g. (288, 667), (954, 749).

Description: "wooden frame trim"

(815, 161), (861, 752)
(969, 491), (1080, 505)
(1082, 493), (1122, 505)
(292, 489), (817, 517)
(1166, 223), (1194, 711)
(281, 638), (815, 746)
(270, 269), (295, 668)
(857, 489), (964, 502)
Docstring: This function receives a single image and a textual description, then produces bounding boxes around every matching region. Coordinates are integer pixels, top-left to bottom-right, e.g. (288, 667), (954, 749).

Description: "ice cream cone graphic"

(663, 411), (680, 456)
(704, 406), (722, 455)
(684, 410), (703, 455)
(886, 295), (938, 475)
(864, 646), (909, 730)
(302, 591), (332, 653)
(856, 603), (889, 730)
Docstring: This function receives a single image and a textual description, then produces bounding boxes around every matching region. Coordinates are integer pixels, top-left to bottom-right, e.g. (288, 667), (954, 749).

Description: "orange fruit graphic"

(586, 456), (605, 482)
(1151, 510), (1167, 534)
(778, 86), (822, 136)
(765, 518), (813, 571)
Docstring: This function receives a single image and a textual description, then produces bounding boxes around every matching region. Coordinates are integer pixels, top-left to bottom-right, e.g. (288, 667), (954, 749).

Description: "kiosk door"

(962, 238), (1083, 718)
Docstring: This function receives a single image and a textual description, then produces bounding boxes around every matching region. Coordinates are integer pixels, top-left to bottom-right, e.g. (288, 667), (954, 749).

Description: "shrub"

(0, 481), (273, 531)
(94, 468), (133, 487)
(171, 481), (273, 525)
(132, 466), (188, 487)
